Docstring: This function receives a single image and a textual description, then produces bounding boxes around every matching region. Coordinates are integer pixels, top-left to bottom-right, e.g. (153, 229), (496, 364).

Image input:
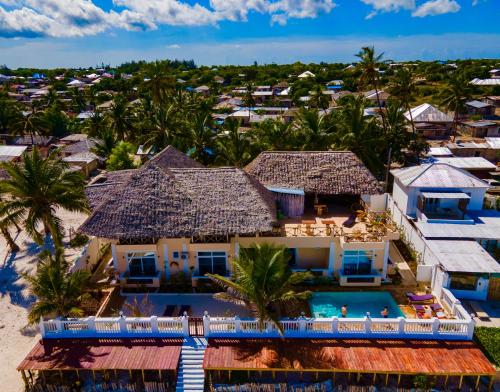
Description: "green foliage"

(69, 232), (89, 248)
(106, 141), (137, 171)
(474, 327), (500, 366)
(207, 243), (313, 333)
(24, 247), (92, 324)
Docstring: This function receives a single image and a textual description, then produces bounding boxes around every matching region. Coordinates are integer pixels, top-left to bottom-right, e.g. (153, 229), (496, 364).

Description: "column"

(328, 241), (335, 277)
(382, 241), (390, 279)
(111, 244), (118, 269)
(163, 244), (170, 280)
(182, 242), (189, 274)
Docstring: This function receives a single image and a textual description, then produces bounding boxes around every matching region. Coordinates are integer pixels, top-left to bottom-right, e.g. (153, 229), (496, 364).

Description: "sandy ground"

(0, 208), (87, 392)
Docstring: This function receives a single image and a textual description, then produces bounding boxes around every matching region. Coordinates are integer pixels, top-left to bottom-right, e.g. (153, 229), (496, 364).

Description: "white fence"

(41, 313), (474, 340)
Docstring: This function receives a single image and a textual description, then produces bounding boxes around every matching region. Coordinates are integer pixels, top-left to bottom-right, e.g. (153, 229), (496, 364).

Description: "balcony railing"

(41, 313), (474, 340)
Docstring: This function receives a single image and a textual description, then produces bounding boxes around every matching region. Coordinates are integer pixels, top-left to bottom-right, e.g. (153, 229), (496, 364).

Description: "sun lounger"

(178, 305), (191, 316)
(469, 301), (489, 319)
(162, 305), (177, 317)
(430, 303), (443, 312)
(406, 293), (434, 303)
(412, 304), (425, 313)
(342, 213), (356, 228)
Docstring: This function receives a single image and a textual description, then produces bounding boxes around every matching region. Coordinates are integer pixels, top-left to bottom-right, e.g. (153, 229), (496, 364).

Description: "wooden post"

(444, 375), (449, 386)
(397, 374), (401, 386)
(21, 370), (29, 389)
(458, 375), (463, 389)
(373, 373), (376, 384)
(488, 376), (494, 391)
(475, 375), (480, 389)
(385, 373), (389, 386)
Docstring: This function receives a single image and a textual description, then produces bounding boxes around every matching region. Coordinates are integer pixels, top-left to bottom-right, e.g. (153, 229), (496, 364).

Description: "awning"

(421, 192), (470, 199)
(18, 338), (182, 371)
(266, 186), (305, 196)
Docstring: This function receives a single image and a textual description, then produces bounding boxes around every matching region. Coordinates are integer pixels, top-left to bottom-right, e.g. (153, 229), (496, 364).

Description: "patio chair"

(162, 305), (177, 317)
(429, 303), (443, 312)
(406, 292), (434, 304)
(178, 305), (191, 316)
(412, 304), (425, 314)
(342, 212), (356, 228)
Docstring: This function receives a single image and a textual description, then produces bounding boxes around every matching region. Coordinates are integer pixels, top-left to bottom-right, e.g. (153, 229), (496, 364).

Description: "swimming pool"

(309, 291), (405, 319)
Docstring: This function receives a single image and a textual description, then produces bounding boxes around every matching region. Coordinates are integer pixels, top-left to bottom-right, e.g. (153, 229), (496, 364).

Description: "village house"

(460, 120), (500, 138)
(483, 95), (500, 107)
(464, 100), (496, 117)
(80, 147), (396, 290)
(405, 103), (453, 139)
(390, 163), (500, 301)
(431, 156), (496, 179)
(362, 89), (390, 107)
(446, 139), (498, 163)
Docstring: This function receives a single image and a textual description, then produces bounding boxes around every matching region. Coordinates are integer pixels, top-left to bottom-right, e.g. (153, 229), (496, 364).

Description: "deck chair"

(406, 292), (434, 304)
(162, 305), (177, 317)
(470, 301), (489, 320)
(178, 305), (191, 316)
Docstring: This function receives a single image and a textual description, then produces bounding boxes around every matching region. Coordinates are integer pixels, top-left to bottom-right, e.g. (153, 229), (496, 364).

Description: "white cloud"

(361, 0), (415, 18)
(167, 44), (181, 48)
(412, 0), (460, 17)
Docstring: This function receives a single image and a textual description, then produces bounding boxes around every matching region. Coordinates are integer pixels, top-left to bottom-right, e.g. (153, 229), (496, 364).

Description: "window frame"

(196, 251), (228, 276)
(342, 250), (374, 275)
(126, 251), (158, 277)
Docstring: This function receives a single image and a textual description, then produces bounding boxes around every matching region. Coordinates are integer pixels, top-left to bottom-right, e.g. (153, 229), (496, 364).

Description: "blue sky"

(0, 0), (498, 68)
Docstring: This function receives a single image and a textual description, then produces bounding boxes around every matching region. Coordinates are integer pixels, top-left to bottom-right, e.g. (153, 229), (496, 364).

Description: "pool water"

(309, 291), (405, 319)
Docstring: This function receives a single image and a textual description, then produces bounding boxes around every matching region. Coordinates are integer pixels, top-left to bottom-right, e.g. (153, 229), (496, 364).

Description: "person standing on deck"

(341, 304), (348, 318)
(381, 306), (389, 318)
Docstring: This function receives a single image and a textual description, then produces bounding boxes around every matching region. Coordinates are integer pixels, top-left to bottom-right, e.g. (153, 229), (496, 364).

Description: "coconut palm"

(0, 94), (22, 134)
(440, 72), (472, 141)
(82, 111), (106, 138)
(0, 148), (88, 246)
(0, 197), (22, 252)
(296, 108), (335, 150)
(207, 243), (312, 333)
(355, 46), (387, 130)
(215, 117), (253, 167)
(141, 104), (181, 150)
(143, 61), (175, 107)
(387, 67), (418, 141)
(187, 112), (215, 165)
(252, 119), (295, 151)
(106, 94), (133, 140)
(14, 102), (48, 145)
(24, 247), (91, 324)
(91, 128), (118, 159)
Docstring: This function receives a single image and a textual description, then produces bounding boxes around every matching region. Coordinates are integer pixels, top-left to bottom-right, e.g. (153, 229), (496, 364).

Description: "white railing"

(41, 315), (186, 338)
(439, 288), (472, 321)
(41, 312), (475, 340)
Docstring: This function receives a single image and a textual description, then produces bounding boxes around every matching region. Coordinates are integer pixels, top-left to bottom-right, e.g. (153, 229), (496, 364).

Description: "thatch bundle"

(245, 151), (382, 196)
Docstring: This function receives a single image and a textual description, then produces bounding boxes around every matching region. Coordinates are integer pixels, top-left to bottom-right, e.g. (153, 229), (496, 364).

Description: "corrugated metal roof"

(470, 78), (500, 86)
(404, 103), (453, 123)
(0, 145), (27, 157)
(426, 240), (500, 273)
(391, 163), (489, 188)
(18, 338), (182, 371)
(434, 157), (496, 170)
(465, 100), (493, 109)
(485, 137), (500, 149)
(428, 147), (452, 156)
(266, 186), (305, 196)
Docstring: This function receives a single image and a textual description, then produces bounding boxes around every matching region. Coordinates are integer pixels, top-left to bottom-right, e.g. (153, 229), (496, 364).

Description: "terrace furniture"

(314, 204), (328, 216)
(302, 220), (316, 236)
(469, 301), (489, 320)
(179, 305), (191, 316)
(162, 305), (177, 317)
(322, 219), (336, 236)
(342, 213), (356, 228)
(430, 303), (443, 312)
(406, 292), (434, 304)
(413, 304), (426, 314)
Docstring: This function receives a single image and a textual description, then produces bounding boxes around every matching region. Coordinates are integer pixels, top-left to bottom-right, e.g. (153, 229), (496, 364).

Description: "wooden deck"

(203, 338), (496, 376)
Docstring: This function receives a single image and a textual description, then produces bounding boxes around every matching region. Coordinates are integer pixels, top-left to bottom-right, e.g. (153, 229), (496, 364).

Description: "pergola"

(204, 338), (496, 390)
(17, 338), (182, 391)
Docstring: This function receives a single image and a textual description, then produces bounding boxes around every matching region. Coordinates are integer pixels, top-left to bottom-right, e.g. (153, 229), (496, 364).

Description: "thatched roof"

(81, 146), (275, 240)
(147, 145), (204, 170)
(245, 151), (382, 196)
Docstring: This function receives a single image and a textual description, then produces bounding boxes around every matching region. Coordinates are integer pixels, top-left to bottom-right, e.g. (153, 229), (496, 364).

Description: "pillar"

(328, 241), (335, 277)
(182, 243), (189, 274)
(163, 244), (170, 280)
(382, 241), (389, 279)
(111, 244), (118, 270)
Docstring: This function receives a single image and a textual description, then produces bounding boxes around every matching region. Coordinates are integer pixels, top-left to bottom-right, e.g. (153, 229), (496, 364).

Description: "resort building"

(81, 147), (397, 290)
(390, 162), (500, 301)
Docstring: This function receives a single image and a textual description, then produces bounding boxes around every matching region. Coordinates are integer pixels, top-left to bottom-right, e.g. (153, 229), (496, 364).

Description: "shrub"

(474, 327), (500, 367)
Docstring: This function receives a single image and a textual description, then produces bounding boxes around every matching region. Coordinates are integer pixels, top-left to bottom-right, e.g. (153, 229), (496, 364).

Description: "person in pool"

(381, 306), (389, 318)
(341, 304), (348, 318)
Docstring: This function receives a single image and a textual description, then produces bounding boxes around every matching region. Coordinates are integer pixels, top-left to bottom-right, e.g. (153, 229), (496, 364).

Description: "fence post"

(234, 316), (241, 334)
(87, 316), (96, 334)
(55, 318), (63, 333)
(298, 316), (306, 334)
(182, 312), (189, 336)
(398, 317), (405, 335)
(432, 317), (440, 336)
(203, 311), (210, 337)
(332, 317), (339, 335)
(119, 315), (127, 334)
(150, 315), (159, 334)
(365, 315), (372, 335)
(39, 317), (46, 338)
(266, 321), (273, 334)
(467, 318), (475, 340)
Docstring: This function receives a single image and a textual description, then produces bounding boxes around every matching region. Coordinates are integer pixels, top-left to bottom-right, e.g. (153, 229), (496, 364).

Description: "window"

(449, 274), (479, 291)
(342, 250), (373, 275)
(288, 248), (297, 267)
(197, 251), (227, 276)
(127, 252), (157, 277)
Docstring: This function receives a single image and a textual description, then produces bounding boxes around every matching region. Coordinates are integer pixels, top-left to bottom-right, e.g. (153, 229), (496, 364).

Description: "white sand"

(0, 208), (88, 392)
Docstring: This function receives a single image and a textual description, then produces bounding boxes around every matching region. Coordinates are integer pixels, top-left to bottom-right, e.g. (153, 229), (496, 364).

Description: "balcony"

(338, 270), (382, 286)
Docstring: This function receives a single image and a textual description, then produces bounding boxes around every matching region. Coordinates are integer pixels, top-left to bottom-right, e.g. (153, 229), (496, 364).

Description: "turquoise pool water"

(309, 291), (405, 319)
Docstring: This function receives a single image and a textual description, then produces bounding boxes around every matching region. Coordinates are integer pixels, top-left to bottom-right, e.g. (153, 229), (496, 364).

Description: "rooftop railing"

(41, 312), (474, 340)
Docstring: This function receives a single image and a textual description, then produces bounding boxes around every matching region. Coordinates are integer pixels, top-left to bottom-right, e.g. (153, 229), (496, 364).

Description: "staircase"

(176, 337), (207, 392)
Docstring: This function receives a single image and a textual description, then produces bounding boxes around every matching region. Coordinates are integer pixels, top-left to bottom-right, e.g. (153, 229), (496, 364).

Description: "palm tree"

(187, 112), (215, 165)
(207, 243), (312, 333)
(141, 104), (181, 150)
(355, 46), (387, 131)
(143, 61), (175, 107)
(0, 197), (22, 252)
(215, 118), (253, 167)
(92, 128), (118, 159)
(14, 102), (48, 145)
(0, 94), (22, 135)
(296, 108), (334, 150)
(106, 94), (133, 140)
(252, 119), (294, 151)
(440, 72), (472, 141)
(82, 111), (106, 138)
(69, 88), (87, 114)
(332, 96), (384, 175)
(24, 248), (91, 324)
(0, 148), (88, 246)
(387, 68), (420, 162)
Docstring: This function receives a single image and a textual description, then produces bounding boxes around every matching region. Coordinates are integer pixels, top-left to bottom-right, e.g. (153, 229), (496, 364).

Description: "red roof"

(204, 339), (496, 376)
(18, 338), (182, 371)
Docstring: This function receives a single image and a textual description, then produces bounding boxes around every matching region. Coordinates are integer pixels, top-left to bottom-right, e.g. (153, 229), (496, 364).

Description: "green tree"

(106, 94), (133, 140)
(207, 243), (312, 333)
(296, 108), (334, 150)
(252, 119), (295, 151)
(0, 197), (22, 252)
(0, 148), (88, 246)
(92, 128), (118, 159)
(106, 141), (136, 171)
(187, 112), (215, 165)
(82, 111), (106, 138)
(14, 102), (48, 145)
(440, 72), (472, 141)
(24, 248), (91, 324)
(0, 94), (22, 134)
(216, 118), (253, 167)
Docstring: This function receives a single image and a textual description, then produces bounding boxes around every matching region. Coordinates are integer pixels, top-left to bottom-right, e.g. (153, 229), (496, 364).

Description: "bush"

(474, 327), (500, 367)
(69, 232), (89, 248)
